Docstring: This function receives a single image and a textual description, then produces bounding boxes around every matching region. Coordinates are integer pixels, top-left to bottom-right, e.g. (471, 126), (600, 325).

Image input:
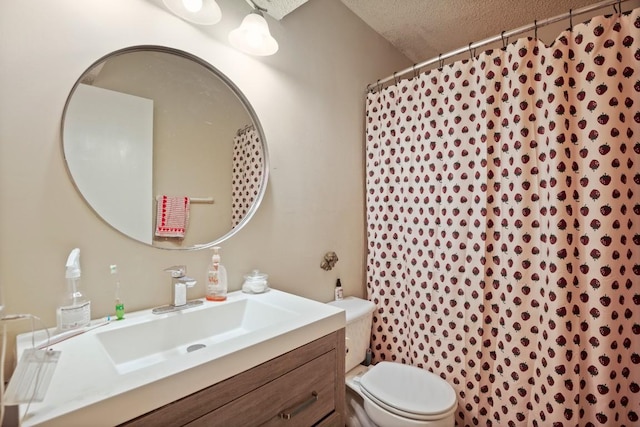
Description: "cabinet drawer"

(187, 350), (336, 427)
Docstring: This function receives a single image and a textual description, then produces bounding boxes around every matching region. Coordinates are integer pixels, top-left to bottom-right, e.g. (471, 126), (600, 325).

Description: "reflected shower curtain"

(365, 9), (639, 426)
(231, 126), (264, 227)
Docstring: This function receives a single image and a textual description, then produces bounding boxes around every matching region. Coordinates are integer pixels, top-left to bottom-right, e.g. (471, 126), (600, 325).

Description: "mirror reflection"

(62, 46), (268, 250)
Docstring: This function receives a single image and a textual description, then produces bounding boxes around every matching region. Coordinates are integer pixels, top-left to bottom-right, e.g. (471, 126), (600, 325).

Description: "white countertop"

(15, 289), (345, 426)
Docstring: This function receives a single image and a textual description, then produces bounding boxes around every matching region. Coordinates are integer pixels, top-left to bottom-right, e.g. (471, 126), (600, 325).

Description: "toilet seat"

(358, 362), (457, 421)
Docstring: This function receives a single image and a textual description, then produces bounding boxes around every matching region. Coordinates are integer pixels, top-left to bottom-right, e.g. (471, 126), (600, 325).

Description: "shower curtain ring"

(438, 54), (444, 70)
(534, 20), (538, 40)
(569, 9), (573, 31)
(412, 63), (419, 78)
(501, 31), (508, 49)
(614, 0), (622, 16)
(393, 72), (399, 85)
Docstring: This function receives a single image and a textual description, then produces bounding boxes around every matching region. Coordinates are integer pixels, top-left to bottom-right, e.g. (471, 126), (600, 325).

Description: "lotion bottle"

(334, 278), (344, 301)
(206, 247), (228, 301)
(57, 248), (91, 331)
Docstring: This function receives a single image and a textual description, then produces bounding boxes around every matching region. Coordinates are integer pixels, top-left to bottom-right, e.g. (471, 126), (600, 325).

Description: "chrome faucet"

(164, 265), (197, 307)
(152, 266), (203, 314)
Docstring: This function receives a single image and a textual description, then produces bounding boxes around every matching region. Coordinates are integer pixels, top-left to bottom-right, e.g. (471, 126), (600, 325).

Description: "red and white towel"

(155, 196), (190, 238)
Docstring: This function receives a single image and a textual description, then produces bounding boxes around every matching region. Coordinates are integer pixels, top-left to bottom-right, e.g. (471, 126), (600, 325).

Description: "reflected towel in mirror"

(155, 196), (190, 238)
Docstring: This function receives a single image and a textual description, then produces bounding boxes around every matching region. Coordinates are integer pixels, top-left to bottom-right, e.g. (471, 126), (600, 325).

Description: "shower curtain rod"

(236, 124), (255, 136)
(368, 0), (630, 92)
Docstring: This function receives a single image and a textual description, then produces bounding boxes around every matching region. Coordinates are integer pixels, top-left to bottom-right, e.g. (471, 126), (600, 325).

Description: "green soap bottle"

(110, 264), (125, 320)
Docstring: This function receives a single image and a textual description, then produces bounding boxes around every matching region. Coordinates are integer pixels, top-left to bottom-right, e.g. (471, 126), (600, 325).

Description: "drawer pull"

(278, 391), (318, 420)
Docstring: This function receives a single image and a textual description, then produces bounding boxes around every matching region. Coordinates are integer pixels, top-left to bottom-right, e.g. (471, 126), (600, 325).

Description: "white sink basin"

(96, 298), (297, 374)
(15, 289), (345, 427)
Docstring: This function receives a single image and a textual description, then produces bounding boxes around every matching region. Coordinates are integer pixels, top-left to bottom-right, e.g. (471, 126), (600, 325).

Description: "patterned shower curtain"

(231, 126), (264, 227)
(365, 9), (639, 426)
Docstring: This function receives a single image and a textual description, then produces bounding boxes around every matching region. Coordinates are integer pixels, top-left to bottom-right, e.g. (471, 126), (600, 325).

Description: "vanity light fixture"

(162, 0), (279, 56)
(228, 0), (279, 56)
(162, 0), (222, 25)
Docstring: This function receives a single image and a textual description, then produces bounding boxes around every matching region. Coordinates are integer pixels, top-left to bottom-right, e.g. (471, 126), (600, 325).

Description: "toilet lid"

(359, 362), (457, 418)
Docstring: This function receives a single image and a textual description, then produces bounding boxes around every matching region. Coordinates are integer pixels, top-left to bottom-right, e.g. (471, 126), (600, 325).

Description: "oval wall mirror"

(61, 46), (269, 250)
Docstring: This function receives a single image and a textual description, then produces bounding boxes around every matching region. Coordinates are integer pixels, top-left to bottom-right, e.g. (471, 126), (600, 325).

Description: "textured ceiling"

(337, 0), (619, 63)
(267, 0), (637, 62)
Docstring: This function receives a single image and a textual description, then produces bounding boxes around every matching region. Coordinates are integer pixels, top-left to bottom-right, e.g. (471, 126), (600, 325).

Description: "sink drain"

(186, 344), (206, 353)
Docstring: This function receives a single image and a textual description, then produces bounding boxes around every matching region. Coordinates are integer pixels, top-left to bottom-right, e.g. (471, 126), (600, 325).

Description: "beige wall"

(0, 0), (409, 369)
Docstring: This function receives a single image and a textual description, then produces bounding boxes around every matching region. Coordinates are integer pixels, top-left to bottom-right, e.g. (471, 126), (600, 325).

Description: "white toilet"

(329, 297), (457, 427)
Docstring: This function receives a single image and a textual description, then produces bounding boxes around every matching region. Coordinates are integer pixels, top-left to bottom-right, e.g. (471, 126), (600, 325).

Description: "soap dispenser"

(57, 248), (91, 331)
(206, 247), (228, 301)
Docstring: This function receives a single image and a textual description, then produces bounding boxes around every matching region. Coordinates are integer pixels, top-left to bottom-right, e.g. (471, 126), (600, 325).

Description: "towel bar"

(155, 196), (214, 204)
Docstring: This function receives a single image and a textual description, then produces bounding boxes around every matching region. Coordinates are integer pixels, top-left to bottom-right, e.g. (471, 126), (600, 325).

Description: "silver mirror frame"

(61, 45), (269, 251)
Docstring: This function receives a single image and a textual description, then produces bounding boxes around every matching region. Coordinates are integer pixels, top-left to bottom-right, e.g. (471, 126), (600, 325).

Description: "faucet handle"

(164, 265), (186, 278)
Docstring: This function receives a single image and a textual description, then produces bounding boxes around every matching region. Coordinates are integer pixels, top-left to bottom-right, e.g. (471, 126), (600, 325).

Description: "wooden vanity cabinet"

(121, 329), (345, 427)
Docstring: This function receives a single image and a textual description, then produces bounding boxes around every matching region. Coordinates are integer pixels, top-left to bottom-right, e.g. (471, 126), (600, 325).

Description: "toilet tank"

(328, 296), (376, 371)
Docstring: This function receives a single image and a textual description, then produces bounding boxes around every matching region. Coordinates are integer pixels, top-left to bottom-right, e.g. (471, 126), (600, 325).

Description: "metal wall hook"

(320, 251), (339, 271)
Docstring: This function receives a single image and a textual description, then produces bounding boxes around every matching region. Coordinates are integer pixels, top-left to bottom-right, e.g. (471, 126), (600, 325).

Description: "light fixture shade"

(228, 12), (279, 56)
(162, 0), (221, 25)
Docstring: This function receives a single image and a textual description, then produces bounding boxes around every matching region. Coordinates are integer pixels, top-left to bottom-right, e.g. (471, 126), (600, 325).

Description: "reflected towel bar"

(155, 196), (214, 204)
